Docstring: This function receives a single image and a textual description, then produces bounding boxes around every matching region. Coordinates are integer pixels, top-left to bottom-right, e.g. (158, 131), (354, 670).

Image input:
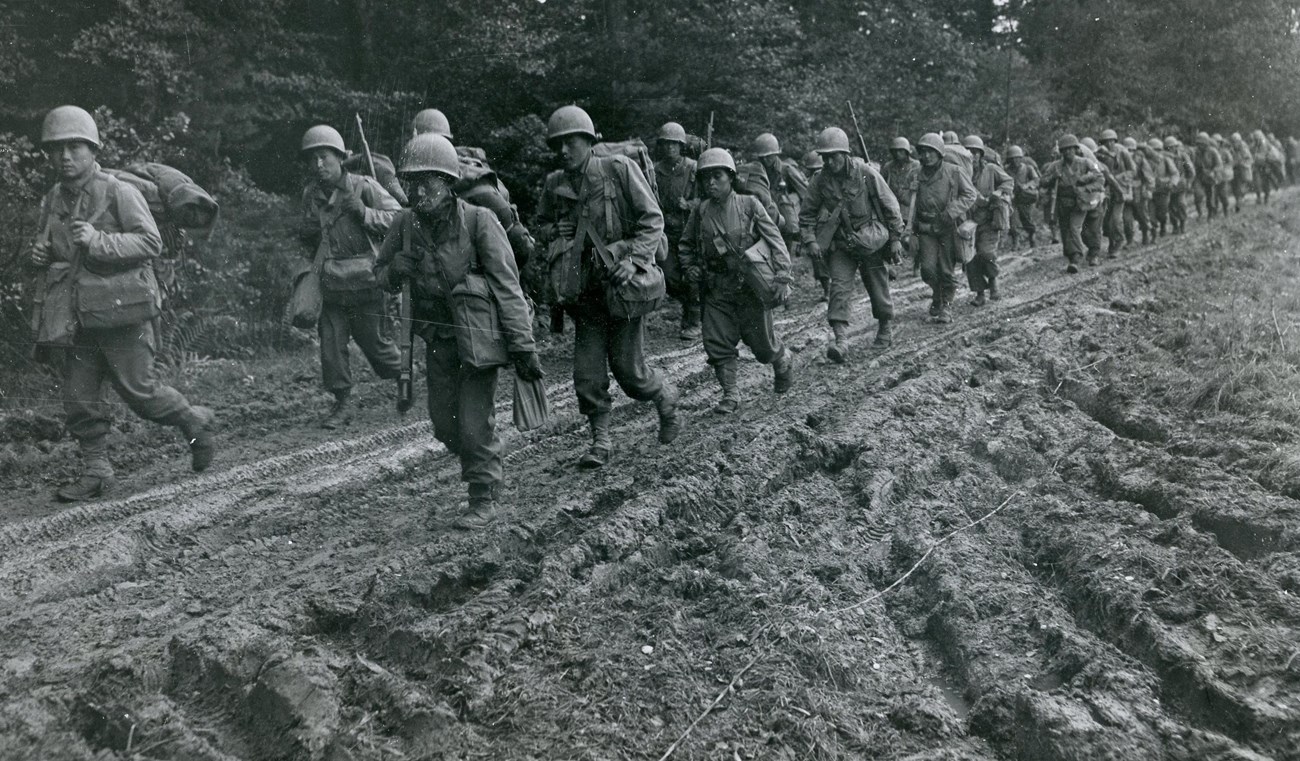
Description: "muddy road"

(2, 192), (1300, 760)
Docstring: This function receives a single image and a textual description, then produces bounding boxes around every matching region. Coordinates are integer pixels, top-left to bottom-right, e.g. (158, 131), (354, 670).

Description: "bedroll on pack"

(592, 139), (668, 265)
(104, 163), (220, 231)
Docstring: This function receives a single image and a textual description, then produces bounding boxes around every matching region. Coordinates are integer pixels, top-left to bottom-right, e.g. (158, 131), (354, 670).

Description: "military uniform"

(1167, 140), (1195, 233)
(1129, 149), (1155, 244)
(1141, 144), (1180, 236)
(655, 154), (700, 331)
(679, 188), (792, 404)
(911, 159), (977, 311)
(1006, 158), (1040, 247)
(1096, 143), (1136, 254)
(1194, 139), (1226, 219)
(1042, 152), (1106, 267)
(800, 157), (905, 328)
(534, 152), (670, 418)
(1228, 135), (1254, 211)
(299, 170), (403, 402)
(881, 155), (921, 232)
(32, 164), (213, 492)
(967, 155), (1014, 300)
(374, 200), (534, 492)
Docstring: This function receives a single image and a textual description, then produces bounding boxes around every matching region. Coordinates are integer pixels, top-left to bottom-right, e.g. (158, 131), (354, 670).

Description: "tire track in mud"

(4, 193), (1300, 759)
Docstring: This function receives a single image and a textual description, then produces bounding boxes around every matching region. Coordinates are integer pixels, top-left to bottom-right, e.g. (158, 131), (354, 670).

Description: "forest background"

(1, 0), (1298, 371)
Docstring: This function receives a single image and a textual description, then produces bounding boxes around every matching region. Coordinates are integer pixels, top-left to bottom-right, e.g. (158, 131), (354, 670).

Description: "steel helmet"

(301, 125), (346, 155)
(696, 147), (737, 175)
(657, 121), (687, 144)
(41, 105), (100, 148)
(751, 132), (781, 157)
(1080, 136), (1098, 152)
(962, 134), (985, 152)
(1163, 136), (1179, 149)
(1005, 145), (1025, 159)
(916, 132), (945, 154)
(1231, 131), (1242, 141)
(546, 105), (598, 144)
(942, 130), (959, 145)
(1196, 131), (1212, 144)
(815, 127), (851, 154)
(801, 150), (823, 171)
(1057, 133), (1080, 151)
(1122, 137), (1139, 150)
(412, 109), (452, 139)
(398, 133), (461, 179)
(1212, 133), (1225, 142)
(1146, 138), (1164, 151)
(1099, 128), (1119, 142)
(890, 136), (912, 153)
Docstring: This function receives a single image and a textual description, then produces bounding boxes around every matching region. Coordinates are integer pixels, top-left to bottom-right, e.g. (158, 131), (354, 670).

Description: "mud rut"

(2, 196), (1299, 760)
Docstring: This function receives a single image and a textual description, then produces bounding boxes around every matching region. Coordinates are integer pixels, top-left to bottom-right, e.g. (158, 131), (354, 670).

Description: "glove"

(774, 282), (792, 307)
(512, 351), (544, 382)
(887, 239), (904, 266)
(340, 194), (366, 220)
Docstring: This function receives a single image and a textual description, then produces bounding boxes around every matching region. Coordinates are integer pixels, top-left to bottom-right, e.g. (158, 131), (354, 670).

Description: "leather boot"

(826, 322), (850, 363)
(320, 390), (353, 430)
(872, 319), (893, 349)
(679, 298), (702, 341)
(56, 474), (117, 503)
(928, 290), (941, 318)
(577, 413), (612, 469)
(454, 483), (500, 530)
(772, 349), (795, 393)
(713, 363), (740, 414)
(934, 300), (953, 324)
(178, 406), (217, 472)
(1027, 231), (1036, 248)
(988, 278), (1001, 302)
(654, 384), (681, 444)
(971, 290), (987, 307)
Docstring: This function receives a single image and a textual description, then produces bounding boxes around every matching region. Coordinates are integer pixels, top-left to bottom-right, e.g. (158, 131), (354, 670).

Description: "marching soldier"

(654, 122), (701, 340)
(800, 127), (906, 359)
(1193, 132), (1224, 219)
(678, 148), (794, 413)
(1165, 136), (1194, 233)
(1004, 145), (1040, 249)
(797, 150), (830, 299)
(1228, 132), (1254, 213)
(298, 124), (404, 429)
(1140, 139), (1180, 238)
(942, 130), (974, 178)
(963, 135), (1013, 305)
(1041, 134), (1105, 272)
(909, 132), (977, 323)
(1126, 137), (1155, 245)
(26, 106), (217, 501)
(533, 106), (680, 469)
(881, 137), (921, 251)
(1097, 129), (1137, 256)
(374, 134), (539, 528)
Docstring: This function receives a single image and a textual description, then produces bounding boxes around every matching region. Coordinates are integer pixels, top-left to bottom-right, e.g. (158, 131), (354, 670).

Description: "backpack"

(451, 154), (535, 271)
(592, 140), (668, 265)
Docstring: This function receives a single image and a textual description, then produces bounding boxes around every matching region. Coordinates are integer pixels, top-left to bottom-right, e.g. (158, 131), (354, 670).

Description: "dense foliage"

(1, 0), (1297, 371)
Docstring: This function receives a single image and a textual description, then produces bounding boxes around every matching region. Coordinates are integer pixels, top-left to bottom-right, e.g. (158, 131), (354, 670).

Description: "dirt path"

(2, 194), (1299, 760)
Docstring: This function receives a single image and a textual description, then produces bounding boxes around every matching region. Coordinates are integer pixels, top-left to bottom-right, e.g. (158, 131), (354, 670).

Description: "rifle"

(706, 111), (714, 149)
(356, 112), (414, 414)
(847, 101), (870, 163)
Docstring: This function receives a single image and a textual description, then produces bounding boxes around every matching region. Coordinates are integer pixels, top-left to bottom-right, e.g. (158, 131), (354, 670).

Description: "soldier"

(799, 127), (906, 358)
(909, 132), (977, 323)
(1228, 132), (1254, 213)
(1165, 136), (1194, 233)
(298, 125), (404, 429)
(942, 130), (974, 178)
(1213, 134), (1235, 214)
(797, 150), (830, 299)
(654, 122), (701, 340)
(26, 106), (217, 502)
(1004, 145), (1040, 249)
(1140, 139), (1180, 238)
(678, 148), (794, 413)
(1041, 134), (1105, 273)
(1126, 138), (1155, 245)
(881, 137), (921, 255)
(751, 133), (809, 248)
(373, 134), (538, 528)
(963, 135), (1013, 305)
(1193, 132), (1224, 219)
(1097, 129), (1137, 256)
(533, 105), (680, 469)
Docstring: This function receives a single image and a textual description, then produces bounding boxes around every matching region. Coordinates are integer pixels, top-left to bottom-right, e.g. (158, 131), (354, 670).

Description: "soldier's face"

(703, 169), (732, 199)
(660, 141), (681, 161)
(825, 153), (848, 173)
(558, 135), (593, 171)
(405, 172), (453, 215)
(45, 141), (96, 181)
(891, 149), (909, 163)
(308, 148), (344, 185)
(761, 154), (781, 172)
(918, 148), (941, 168)
(1060, 147), (1079, 160)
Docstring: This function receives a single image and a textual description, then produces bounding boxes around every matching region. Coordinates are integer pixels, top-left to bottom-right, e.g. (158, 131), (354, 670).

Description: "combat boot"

(1027, 231), (1036, 248)
(988, 278), (1001, 302)
(654, 384), (681, 444)
(934, 301), (953, 324)
(320, 390), (353, 430)
(56, 474), (117, 503)
(772, 349), (795, 393)
(971, 290), (987, 307)
(679, 302), (702, 341)
(826, 322), (850, 364)
(713, 364), (740, 414)
(817, 278), (830, 303)
(928, 290), (941, 318)
(454, 483), (499, 530)
(178, 406), (218, 473)
(872, 319), (893, 349)
(577, 412), (612, 469)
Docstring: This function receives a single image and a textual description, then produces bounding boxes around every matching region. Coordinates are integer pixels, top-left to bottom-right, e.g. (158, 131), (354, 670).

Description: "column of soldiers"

(22, 105), (1290, 518)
